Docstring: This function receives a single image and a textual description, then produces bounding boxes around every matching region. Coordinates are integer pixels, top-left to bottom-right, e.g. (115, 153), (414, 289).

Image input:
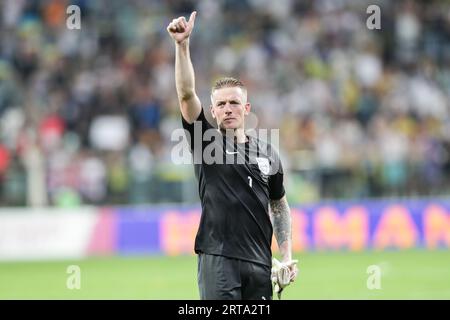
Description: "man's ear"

(210, 105), (216, 118)
(244, 102), (251, 115)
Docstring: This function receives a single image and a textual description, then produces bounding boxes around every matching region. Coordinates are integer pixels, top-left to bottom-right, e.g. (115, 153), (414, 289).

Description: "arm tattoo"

(269, 196), (291, 248)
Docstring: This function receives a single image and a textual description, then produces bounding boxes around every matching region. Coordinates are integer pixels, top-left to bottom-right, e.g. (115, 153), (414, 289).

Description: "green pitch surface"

(1, 250), (449, 299)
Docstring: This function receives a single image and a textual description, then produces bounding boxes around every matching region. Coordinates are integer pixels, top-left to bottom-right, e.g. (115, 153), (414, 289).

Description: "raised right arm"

(167, 11), (201, 124)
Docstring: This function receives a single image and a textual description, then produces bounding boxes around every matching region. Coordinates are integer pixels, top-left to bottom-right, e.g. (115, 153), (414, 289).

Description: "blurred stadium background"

(0, 0), (450, 299)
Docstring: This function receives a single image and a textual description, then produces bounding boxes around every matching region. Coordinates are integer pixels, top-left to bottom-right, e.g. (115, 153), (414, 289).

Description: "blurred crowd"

(0, 0), (449, 207)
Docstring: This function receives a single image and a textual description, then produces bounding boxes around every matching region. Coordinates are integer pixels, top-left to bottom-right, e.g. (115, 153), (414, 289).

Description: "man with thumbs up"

(167, 11), (298, 300)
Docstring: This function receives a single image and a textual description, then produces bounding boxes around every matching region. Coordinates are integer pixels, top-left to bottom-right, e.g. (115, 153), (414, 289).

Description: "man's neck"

(219, 128), (248, 143)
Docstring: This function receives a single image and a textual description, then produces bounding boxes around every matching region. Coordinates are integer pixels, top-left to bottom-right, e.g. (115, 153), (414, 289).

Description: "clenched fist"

(167, 11), (197, 44)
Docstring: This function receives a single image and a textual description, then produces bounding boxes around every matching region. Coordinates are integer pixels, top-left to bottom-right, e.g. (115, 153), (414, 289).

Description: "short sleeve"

(268, 152), (285, 200)
(181, 108), (214, 152)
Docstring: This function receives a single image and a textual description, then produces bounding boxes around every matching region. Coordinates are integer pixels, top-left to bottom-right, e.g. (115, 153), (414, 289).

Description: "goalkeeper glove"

(271, 258), (298, 299)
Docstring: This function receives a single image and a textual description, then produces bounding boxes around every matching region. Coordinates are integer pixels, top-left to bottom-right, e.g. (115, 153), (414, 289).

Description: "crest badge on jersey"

(256, 157), (270, 175)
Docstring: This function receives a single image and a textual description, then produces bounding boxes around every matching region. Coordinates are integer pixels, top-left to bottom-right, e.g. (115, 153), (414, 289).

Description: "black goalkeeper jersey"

(181, 109), (285, 267)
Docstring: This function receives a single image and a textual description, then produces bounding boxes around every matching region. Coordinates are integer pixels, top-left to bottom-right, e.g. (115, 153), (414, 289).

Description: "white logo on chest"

(256, 157), (270, 175)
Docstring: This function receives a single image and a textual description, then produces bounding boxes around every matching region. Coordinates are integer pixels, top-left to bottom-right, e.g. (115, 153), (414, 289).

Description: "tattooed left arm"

(269, 195), (292, 262)
(270, 195), (298, 281)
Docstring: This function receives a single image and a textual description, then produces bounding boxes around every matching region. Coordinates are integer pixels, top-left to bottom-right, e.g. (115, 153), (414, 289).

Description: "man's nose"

(224, 103), (233, 113)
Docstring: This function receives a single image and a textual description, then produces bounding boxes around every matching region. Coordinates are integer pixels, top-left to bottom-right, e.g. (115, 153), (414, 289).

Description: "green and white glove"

(271, 258), (298, 299)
